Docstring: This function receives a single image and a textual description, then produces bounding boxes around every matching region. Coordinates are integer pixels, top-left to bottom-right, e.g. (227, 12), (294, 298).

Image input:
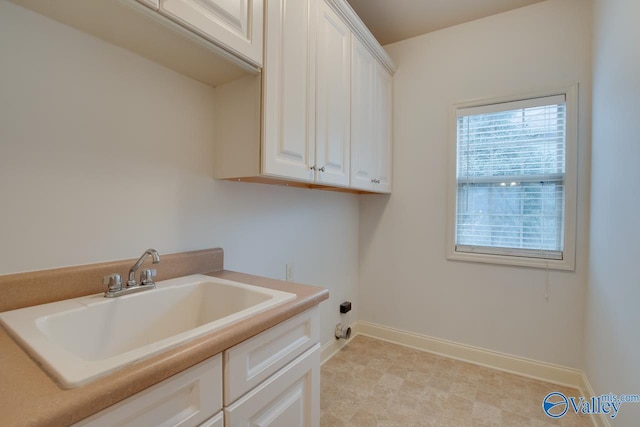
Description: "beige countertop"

(0, 269), (328, 427)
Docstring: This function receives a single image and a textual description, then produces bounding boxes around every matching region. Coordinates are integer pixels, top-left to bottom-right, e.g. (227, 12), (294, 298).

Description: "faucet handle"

(103, 274), (122, 292)
(140, 269), (157, 286)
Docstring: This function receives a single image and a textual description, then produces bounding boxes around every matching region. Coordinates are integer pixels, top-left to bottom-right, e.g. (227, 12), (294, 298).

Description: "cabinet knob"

(371, 178), (381, 184)
(310, 165), (317, 171)
(318, 166), (325, 172)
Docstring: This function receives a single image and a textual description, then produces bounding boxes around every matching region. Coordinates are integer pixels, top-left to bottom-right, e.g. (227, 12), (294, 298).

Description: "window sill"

(446, 249), (575, 271)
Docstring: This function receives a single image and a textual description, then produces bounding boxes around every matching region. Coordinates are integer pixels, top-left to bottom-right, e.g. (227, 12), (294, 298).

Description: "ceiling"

(346, 0), (547, 45)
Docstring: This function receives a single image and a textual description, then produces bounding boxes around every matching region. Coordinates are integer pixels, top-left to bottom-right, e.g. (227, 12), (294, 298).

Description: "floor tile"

(321, 336), (593, 427)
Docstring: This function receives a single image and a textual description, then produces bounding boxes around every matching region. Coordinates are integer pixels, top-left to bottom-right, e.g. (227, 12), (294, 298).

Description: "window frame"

(446, 85), (578, 271)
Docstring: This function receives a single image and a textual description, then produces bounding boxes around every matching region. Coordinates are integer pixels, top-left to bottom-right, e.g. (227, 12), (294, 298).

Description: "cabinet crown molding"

(324, 0), (396, 75)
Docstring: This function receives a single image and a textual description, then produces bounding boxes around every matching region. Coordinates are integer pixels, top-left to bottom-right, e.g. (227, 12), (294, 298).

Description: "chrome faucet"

(103, 249), (161, 298)
(127, 248), (160, 287)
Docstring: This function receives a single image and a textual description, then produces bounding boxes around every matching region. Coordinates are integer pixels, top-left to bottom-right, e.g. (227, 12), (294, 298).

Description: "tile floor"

(320, 335), (593, 427)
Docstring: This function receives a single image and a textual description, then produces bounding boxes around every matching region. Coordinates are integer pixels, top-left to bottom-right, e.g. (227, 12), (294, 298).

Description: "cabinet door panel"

(199, 411), (223, 427)
(262, 0), (316, 182)
(315, 1), (350, 187)
(350, 35), (375, 191)
(225, 344), (320, 427)
(160, 0), (263, 66)
(374, 63), (392, 193)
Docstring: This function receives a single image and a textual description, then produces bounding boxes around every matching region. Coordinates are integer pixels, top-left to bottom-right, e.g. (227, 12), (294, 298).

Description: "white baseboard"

(579, 373), (612, 427)
(355, 320), (584, 388)
(322, 320), (610, 427)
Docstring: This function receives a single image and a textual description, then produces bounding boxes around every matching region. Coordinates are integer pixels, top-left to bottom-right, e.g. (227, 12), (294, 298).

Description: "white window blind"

(455, 94), (566, 260)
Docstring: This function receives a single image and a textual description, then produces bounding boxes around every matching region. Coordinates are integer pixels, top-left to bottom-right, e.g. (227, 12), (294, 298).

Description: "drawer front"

(224, 306), (319, 405)
(199, 410), (223, 427)
(224, 344), (320, 427)
(75, 354), (222, 427)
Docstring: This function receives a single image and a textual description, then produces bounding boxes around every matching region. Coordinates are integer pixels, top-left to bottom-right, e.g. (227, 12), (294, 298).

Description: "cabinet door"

(315, 1), (350, 187)
(262, 0), (316, 182)
(199, 411), (224, 427)
(224, 344), (320, 427)
(350, 35), (376, 191)
(373, 63), (392, 193)
(159, 0), (263, 66)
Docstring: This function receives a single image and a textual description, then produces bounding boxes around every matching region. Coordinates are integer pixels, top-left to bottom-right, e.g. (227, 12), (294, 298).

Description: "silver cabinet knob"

(318, 166), (326, 172)
(103, 273), (122, 292)
(310, 165), (317, 171)
(371, 178), (381, 184)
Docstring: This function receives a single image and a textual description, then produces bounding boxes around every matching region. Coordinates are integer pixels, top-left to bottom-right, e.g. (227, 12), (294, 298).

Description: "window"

(447, 87), (577, 270)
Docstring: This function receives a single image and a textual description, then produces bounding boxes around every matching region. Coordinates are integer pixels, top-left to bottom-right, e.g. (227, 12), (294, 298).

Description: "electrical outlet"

(285, 263), (294, 281)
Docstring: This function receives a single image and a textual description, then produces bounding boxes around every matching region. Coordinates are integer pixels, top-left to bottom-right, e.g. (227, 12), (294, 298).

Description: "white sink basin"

(0, 274), (295, 388)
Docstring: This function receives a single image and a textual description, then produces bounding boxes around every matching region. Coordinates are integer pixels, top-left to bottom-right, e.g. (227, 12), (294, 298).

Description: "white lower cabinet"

(74, 354), (223, 427)
(224, 344), (320, 427)
(223, 307), (319, 405)
(200, 411), (224, 427)
(224, 306), (320, 427)
(75, 307), (321, 427)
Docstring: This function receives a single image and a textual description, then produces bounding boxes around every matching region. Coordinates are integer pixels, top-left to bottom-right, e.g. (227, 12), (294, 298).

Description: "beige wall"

(0, 0), (359, 347)
(359, 0), (592, 367)
(586, 0), (640, 424)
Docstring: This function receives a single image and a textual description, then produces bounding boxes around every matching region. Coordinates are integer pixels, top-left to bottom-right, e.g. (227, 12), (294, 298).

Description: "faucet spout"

(127, 249), (160, 287)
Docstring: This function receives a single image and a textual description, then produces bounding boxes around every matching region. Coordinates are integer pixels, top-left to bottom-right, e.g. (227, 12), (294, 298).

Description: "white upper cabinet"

(315, 0), (351, 187)
(262, 0), (316, 182)
(159, 0), (263, 66)
(373, 61), (392, 193)
(350, 35), (392, 193)
(10, 0), (261, 87)
(137, 0), (159, 10)
(213, 0), (395, 193)
(263, 0), (351, 187)
(350, 34), (376, 191)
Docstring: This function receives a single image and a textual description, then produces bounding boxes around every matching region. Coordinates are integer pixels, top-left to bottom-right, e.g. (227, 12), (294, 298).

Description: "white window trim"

(446, 85), (578, 271)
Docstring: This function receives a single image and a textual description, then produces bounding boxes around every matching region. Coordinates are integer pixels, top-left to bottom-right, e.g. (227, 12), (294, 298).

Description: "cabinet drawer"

(75, 354), (222, 427)
(223, 306), (319, 405)
(224, 344), (320, 427)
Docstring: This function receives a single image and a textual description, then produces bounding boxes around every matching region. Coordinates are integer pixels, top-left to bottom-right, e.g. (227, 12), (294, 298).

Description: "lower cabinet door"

(199, 411), (223, 427)
(224, 344), (320, 427)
